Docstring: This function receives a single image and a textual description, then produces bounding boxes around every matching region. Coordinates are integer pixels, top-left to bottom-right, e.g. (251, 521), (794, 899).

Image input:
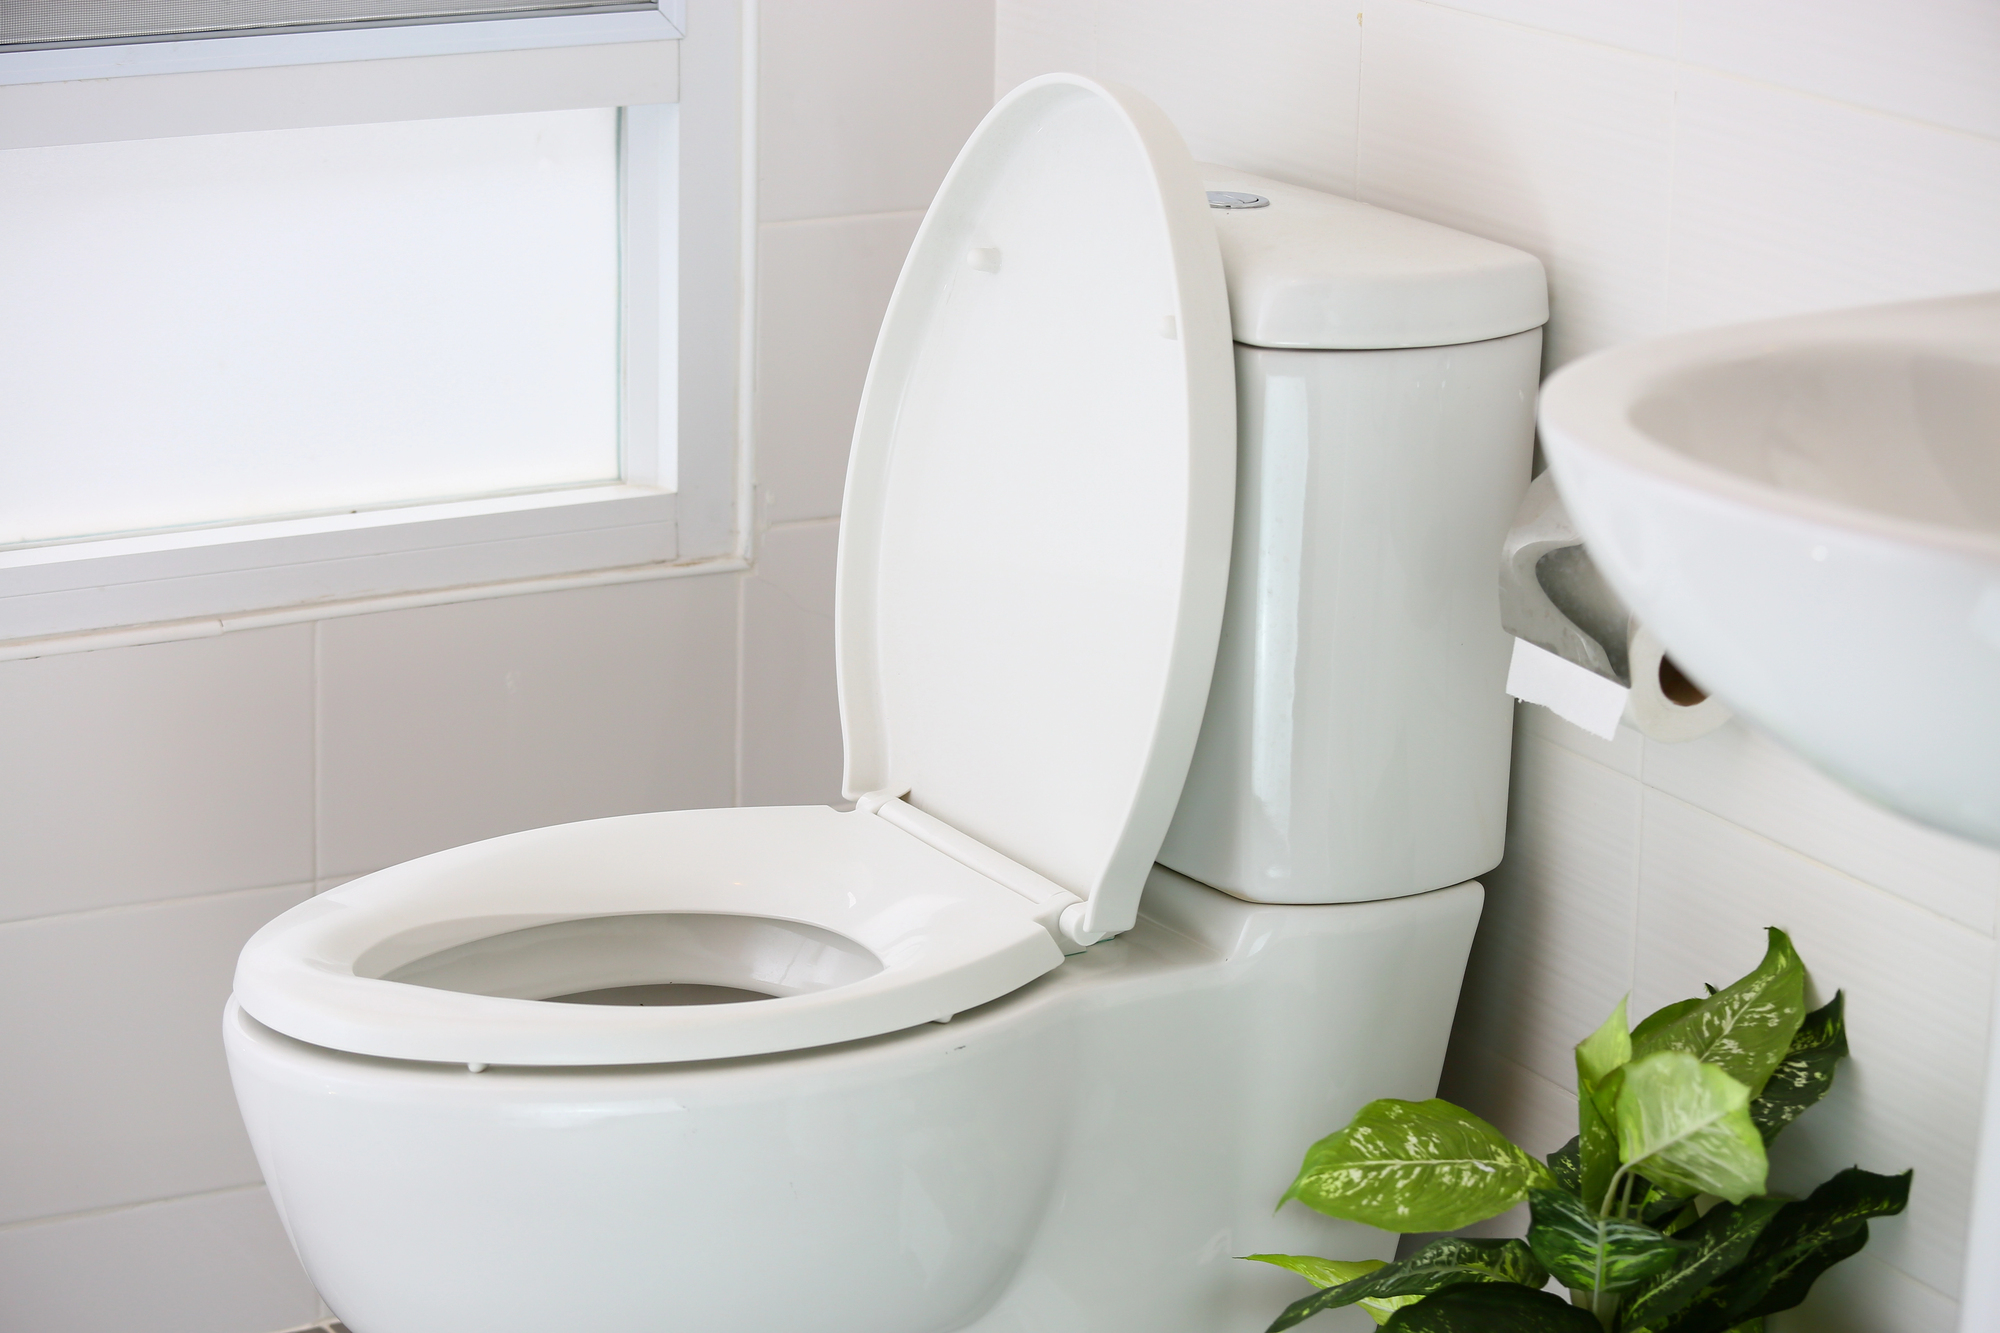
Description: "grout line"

(1352, 5), (1364, 199)
(1645, 785), (2000, 942)
(1660, 2), (1683, 325)
(311, 619), (323, 888)
(763, 515), (840, 532)
(0, 1181), (265, 1234)
(733, 554), (747, 808)
(1628, 739), (1647, 1000)
(0, 554), (749, 664)
(0, 878), (315, 932)
(757, 206), (928, 231)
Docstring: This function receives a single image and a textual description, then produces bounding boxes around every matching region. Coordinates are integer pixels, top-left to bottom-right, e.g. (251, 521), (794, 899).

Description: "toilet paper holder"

(1500, 471), (1730, 743)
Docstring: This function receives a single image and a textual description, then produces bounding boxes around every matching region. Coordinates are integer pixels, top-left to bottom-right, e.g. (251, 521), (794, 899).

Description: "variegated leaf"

(1259, 1239), (1547, 1332)
(1630, 928), (1806, 1098)
(1380, 1282), (1599, 1330)
(1525, 1188), (1685, 1293)
(1283, 1099), (1555, 1233)
(1616, 1052), (1767, 1204)
(1750, 991), (1847, 1144)
(1619, 1196), (1784, 1331)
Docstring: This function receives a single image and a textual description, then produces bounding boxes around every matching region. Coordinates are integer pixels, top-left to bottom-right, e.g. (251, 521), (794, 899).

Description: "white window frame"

(0, 0), (754, 657)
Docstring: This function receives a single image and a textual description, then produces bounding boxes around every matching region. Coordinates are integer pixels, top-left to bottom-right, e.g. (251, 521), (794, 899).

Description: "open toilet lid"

(836, 75), (1236, 939)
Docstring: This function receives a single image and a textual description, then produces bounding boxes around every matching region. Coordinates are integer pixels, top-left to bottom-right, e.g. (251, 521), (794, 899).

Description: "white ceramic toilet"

(226, 76), (1547, 1333)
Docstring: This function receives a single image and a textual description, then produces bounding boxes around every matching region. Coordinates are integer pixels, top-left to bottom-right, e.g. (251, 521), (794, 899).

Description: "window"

(0, 0), (748, 651)
(3, 109), (625, 545)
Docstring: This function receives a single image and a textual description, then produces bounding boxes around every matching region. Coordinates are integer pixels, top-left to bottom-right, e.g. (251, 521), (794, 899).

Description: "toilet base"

(227, 869), (1482, 1333)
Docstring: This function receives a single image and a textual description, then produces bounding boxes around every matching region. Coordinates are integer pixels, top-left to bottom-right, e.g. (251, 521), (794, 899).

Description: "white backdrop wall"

(995, 4), (2000, 1330)
(0, 4), (993, 1330)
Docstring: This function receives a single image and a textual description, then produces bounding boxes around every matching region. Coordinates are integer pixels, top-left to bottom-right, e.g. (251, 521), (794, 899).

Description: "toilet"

(225, 76), (1547, 1333)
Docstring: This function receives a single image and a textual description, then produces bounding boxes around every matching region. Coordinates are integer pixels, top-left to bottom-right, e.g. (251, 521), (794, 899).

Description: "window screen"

(0, 108), (622, 547)
(0, 1), (656, 50)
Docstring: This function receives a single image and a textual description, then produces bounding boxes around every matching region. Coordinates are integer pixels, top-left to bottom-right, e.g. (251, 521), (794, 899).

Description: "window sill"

(0, 485), (686, 645)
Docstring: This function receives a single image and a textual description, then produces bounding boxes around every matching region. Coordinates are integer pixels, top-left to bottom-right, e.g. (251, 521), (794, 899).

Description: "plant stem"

(1589, 1166), (1634, 1327)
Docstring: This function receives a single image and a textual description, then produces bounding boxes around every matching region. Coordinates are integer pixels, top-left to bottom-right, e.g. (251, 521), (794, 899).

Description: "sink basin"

(1538, 292), (2000, 847)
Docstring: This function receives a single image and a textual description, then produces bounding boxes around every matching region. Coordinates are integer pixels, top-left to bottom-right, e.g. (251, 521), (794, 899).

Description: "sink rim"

(1538, 290), (2000, 567)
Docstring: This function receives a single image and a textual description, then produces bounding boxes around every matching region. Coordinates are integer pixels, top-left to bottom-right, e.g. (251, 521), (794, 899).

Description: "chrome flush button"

(1206, 191), (1269, 209)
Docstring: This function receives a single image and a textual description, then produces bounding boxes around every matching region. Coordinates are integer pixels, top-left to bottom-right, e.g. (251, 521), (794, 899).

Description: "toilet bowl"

(227, 74), (1547, 1333)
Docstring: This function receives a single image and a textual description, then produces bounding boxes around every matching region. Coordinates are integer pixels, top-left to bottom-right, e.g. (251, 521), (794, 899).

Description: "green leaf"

(1618, 1197), (1785, 1330)
(1630, 929), (1807, 1098)
(1245, 1255), (1386, 1289)
(1631, 996), (1706, 1044)
(1578, 1065), (1624, 1213)
(1547, 1137), (1584, 1196)
(1724, 1169), (1912, 1325)
(1246, 1256), (1418, 1328)
(1575, 997), (1634, 1209)
(1578, 996), (1633, 1085)
(1282, 1099), (1556, 1232)
(1748, 992), (1847, 1145)
(1526, 1188), (1686, 1293)
(1260, 1238), (1549, 1332)
(1615, 1052), (1767, 1204)
(1652, 1168), (1910, 1332)
(1381, 1283), (1601, 1331)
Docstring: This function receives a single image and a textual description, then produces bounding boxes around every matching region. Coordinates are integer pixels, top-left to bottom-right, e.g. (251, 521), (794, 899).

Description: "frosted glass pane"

(0, 108), (621, 547)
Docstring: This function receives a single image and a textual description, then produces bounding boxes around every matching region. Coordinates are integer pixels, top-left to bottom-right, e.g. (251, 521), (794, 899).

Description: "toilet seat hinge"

(855, 790), (1105, 952)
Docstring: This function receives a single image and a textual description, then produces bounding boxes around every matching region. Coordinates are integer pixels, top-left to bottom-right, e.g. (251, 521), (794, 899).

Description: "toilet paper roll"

(1624, 624), (1731, 743)
(1506, 627), (1731, 743)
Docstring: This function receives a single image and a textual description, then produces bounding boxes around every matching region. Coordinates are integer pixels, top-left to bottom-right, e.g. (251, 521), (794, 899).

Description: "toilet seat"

(233, 74), (1237, 1068)
(235, 806), (1064, 1066)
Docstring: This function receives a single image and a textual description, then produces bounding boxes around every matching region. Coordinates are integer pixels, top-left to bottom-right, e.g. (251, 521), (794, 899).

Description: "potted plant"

(1247, 929), (1910, 1331)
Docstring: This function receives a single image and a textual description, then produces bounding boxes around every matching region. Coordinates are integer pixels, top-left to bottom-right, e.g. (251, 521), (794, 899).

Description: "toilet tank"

(1158, 169), (1548, 905)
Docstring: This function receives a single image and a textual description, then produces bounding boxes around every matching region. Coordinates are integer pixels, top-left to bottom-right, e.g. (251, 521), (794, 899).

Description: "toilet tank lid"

(1201, 166), (1548, 351)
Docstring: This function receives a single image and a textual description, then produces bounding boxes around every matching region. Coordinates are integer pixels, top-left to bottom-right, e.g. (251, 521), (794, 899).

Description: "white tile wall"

(754, 211), (924, 524)
(997, 0), (2000, 1323)
(740, 520), (845, 808)
(758, 0), (994, 223)
(0, 627), (313, 923)
(316, 577), (737, 877)
(1357, 0), (1679, 366)
(0, 1187), (319, 1333)
(0, 885), (310, 1225)
(999, 1), (1363, 196)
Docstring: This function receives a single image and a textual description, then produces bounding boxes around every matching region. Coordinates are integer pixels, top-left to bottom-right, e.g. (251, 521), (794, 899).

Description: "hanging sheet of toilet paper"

(1505, 636), (1627, 740)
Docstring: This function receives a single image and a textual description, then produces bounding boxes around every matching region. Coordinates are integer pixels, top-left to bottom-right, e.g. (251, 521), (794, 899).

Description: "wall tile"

(1437, 1045), (1576, 1165)
(0, 1187), (318, 1333)
(741, 521), (845, 808)
(1777, 1250), (1959, 1333)
(1357, 0), (1677, 366)
(1645, 722), (2000, 935)
(1666, 68), (2000, 332)
(0, 884), (309, 1225)
(1515, 700), (1644, 778)
(1416, 0), (1677, 58)
(998, 0), (1362, 197)
(1679, 0), (2000, 140)
(1451, 735), (1640, 1090)
(754, 211), (922, 525)
(994, 1), (1093, 101)
(0, 627), (312, 924)
(317, 577), (737, 877)
(758, 0), (993, 222)
(1636, 792), (1993, 1301)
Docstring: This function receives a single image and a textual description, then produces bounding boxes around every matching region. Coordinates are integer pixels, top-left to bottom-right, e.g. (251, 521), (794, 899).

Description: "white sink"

(1538, 292), (2000, 847)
